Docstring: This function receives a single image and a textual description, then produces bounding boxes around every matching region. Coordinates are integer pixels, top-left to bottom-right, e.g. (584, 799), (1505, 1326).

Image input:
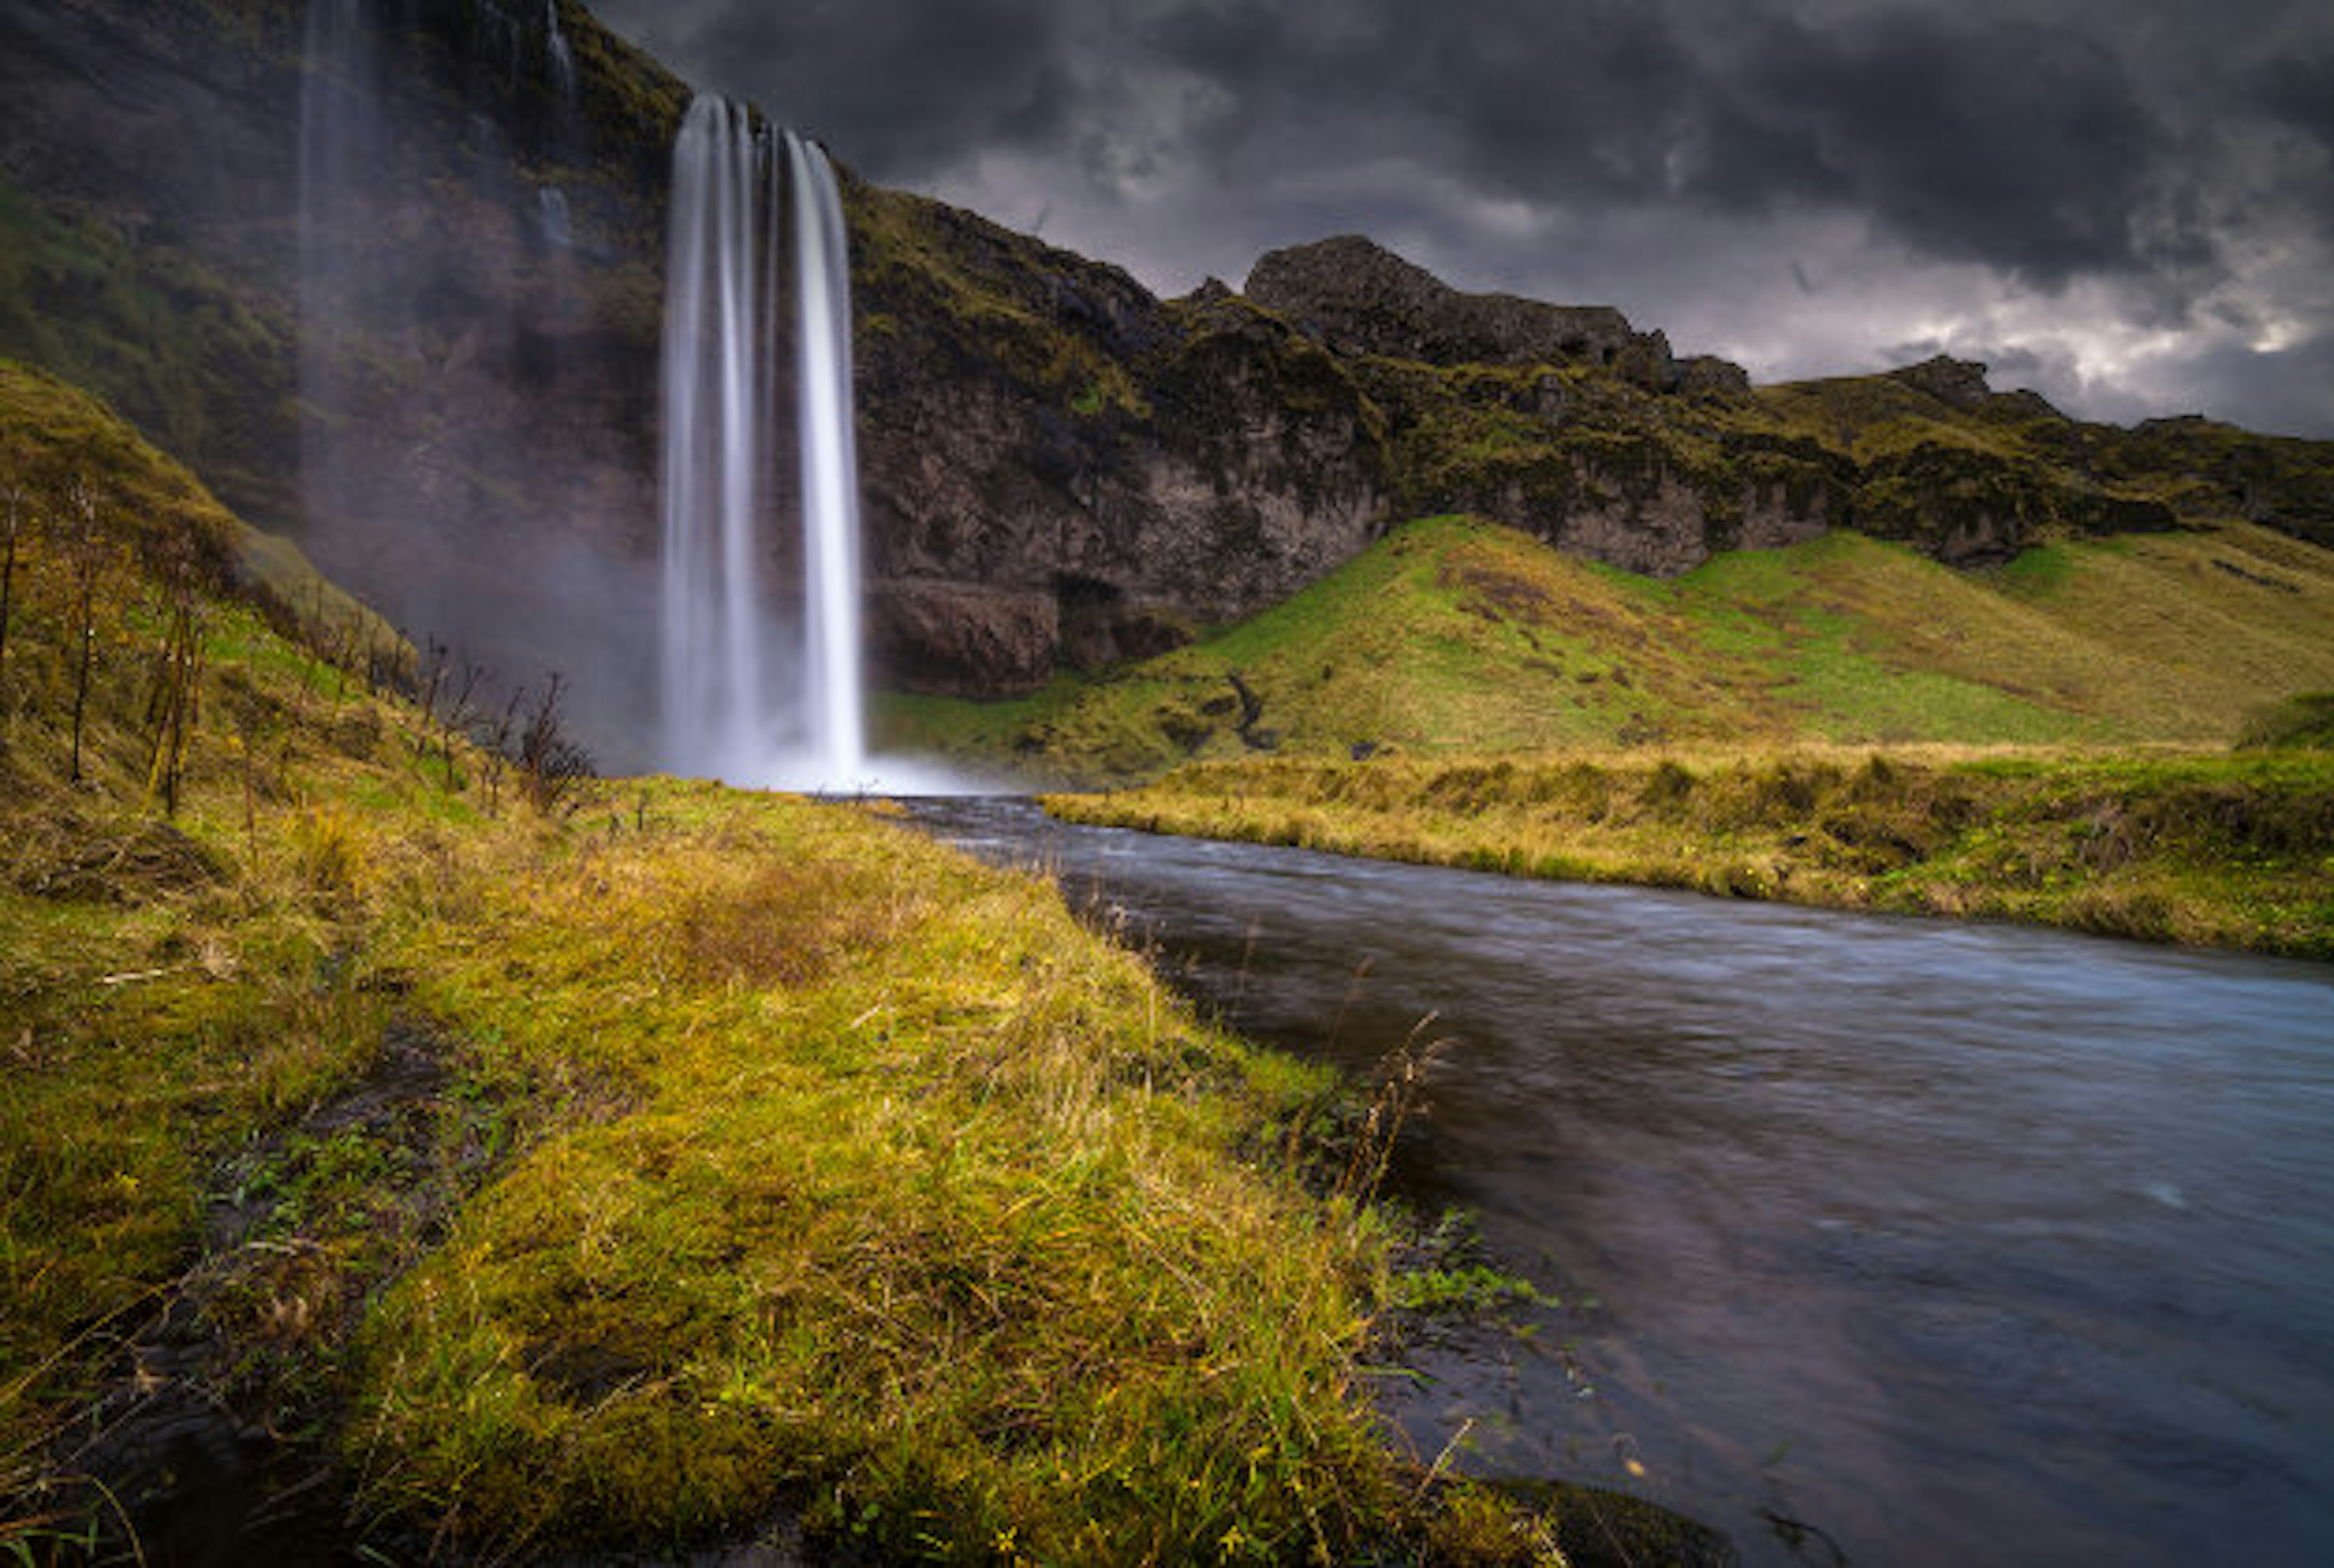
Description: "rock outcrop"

(848, 194), (1387, 695)
(1247, 235), (1684, 388)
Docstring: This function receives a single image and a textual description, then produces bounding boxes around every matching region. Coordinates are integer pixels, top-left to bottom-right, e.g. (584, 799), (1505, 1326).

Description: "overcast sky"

(584, 0), (2334, 437)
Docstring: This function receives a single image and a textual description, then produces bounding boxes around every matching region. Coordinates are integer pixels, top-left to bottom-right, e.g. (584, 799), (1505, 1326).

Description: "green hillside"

(884, 512), (2334, 779)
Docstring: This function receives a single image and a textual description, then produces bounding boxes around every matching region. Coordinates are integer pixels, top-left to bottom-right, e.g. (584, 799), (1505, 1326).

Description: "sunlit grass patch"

(344, 783), (1415, 1561)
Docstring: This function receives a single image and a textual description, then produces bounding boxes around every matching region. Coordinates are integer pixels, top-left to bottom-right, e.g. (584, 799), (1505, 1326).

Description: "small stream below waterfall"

(905, 797), (2334, 1567)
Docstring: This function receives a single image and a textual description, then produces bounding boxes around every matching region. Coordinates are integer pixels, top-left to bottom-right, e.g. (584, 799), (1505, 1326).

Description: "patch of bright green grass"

(1664, 538), (2107, 744)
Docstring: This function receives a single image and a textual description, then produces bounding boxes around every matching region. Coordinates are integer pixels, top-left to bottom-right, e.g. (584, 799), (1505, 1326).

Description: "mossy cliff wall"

(4, 0), (2332, 740)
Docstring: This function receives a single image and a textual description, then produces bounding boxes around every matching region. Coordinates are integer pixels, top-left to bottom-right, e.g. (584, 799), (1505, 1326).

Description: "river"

(905, 797), (2334, 1567)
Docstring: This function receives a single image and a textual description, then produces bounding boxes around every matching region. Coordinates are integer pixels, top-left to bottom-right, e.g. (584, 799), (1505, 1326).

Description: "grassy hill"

(893, 503), (2334, 957)
(883, 512), (2334, 778)
(2, 363), (1630, 1562)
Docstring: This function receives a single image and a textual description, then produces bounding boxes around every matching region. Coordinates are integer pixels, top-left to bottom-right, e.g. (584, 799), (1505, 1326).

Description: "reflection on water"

(907, 798), (2334, 1567)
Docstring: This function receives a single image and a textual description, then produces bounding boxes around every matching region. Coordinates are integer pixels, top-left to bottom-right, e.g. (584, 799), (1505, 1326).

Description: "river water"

(906, 797), (2334, 1567)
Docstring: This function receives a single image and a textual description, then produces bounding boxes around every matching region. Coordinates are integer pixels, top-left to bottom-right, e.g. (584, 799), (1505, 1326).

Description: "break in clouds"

(588, 0), (2334, 437)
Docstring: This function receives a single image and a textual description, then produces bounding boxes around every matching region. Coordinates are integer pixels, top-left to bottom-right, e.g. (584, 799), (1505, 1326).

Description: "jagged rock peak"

(1242, 233), (1715, 390)
(1885, 355), (1995, 411)
(1884, 354), (2066, 421)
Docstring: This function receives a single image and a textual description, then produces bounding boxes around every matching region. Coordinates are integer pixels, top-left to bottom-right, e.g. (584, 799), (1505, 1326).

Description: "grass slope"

(2, 367), (1599, 1561)
(885, 514), (2334, 779)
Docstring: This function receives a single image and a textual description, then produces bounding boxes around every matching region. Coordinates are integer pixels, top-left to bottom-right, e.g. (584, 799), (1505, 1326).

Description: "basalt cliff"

(4, 0), (2332, 757)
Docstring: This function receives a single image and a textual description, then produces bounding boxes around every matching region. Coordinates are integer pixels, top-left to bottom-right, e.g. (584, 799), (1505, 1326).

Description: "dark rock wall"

(848, 195), (1388, 694)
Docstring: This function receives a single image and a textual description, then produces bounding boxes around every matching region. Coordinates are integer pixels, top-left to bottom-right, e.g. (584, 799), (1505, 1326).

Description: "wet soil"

(32, 1017), (497, 1563)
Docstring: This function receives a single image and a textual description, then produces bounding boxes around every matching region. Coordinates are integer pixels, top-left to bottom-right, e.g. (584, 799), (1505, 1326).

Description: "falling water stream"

(787, 128), (866, 779)
(658, 97), (866, 789)
(544, 0), (576, 102)
(659, 95), (777, 780)
(295, 0), (381, 537)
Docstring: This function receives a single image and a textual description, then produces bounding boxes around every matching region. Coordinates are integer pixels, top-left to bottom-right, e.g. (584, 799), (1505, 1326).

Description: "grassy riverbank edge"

(1044, 748), (2334, 959)
(2, 684), (1597, 1558)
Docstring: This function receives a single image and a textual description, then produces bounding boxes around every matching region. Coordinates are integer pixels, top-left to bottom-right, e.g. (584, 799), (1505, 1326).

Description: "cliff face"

(4, 0), (2331, 744)
(849, 198), (1387, 693)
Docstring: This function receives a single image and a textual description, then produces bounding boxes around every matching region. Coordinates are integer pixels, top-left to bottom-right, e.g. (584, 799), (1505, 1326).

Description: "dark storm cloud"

(590, 0), (1072, 171)
(1100, 0), (1832, 218)
(1735, 12), (2180, 283)
(582, 0), (2334, 435)
(2257, 53), (2334, 150)
(2252, 52), (2334, 238)
(2164, 332), (2334, 438)
(1072, 0), (2189, 284)
(588, 0), (2277, 277)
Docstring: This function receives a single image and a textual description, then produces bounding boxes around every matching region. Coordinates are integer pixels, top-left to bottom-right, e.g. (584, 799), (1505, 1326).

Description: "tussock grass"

(1051, 747), (2334, 958)
(348, 781), (1416, 1561)
(4, 363), (1572, 1561)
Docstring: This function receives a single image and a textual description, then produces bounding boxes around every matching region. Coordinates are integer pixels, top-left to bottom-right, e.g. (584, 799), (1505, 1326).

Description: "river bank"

(1045, 746), (2334, 957)
(915, 794), (2334, 1566)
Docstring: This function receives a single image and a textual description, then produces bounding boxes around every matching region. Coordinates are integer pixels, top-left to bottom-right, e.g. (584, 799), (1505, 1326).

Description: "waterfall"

(787, 131), (866, 779)
(544, 1), (576, 104)
(297, 0), (358, 514)
(658, 96), (866, 789)
(537, 185), (572, 248)
(659, 97), (778, 780)
(297, 0), (397, 550)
